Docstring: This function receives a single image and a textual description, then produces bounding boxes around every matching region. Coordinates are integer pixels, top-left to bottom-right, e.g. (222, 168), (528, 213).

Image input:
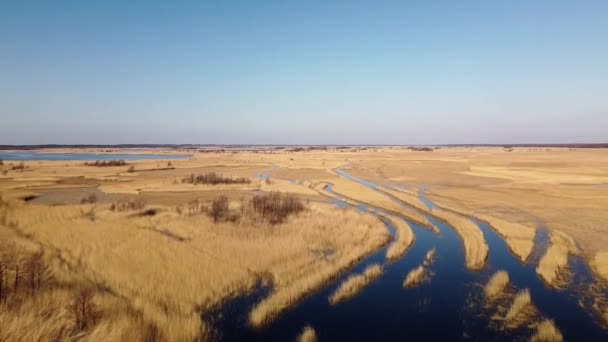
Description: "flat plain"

(1, 146), (607, 341)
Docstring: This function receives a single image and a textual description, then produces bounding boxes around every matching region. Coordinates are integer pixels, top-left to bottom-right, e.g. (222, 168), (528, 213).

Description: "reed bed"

(297, 325), (318, 342)
(484, 270), (509, 300)
(325, 178), (436, 229)
(4, 198), (387, 338)
(530, 319), (563, 342)
(536, 230), (578, 286)
(385, 217), (415, 262)
(504, 289), (536, 329)
(429, 207), (488, 270)
(403, 265), (425, 288)
(591, 251), (608, 282)
(328, 264), (383, 305)
(423, 248), (435, 266)
(375, 189), (488, 270)
(475, 214), (536, 262)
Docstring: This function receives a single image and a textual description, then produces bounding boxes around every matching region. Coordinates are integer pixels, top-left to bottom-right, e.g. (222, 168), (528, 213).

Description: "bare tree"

(210, 196), (229, 222)
(24, 252), (51, 295)
(68, 288), (100, 332)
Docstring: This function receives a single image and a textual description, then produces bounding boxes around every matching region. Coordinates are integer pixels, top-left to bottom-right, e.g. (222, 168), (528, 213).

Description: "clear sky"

(1, 1), (607, 145)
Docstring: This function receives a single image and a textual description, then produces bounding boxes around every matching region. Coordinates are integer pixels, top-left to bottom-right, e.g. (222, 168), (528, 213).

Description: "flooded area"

(208, 168), (608, 341)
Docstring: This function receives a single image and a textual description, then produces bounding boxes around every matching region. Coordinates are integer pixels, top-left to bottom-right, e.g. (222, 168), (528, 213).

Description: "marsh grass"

(423, 248), (436, 266)
(385, 218), (414, 262)
(403, 265), (426, 288)
(530, 319), (563, 342)
(503, 289), (537, 329)
(484, 270), (509, 300)
(430, 207), (488, 270)
(3, 196), (386, 337)
(328, 264), (383, 305)
(297, 325), (318, 342)
(537, 230), (578, 286)
(376, 188), (488, 270)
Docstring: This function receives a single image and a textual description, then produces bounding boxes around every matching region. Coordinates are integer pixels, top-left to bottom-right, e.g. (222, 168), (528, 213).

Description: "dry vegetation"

(373, 187), (488, 270)
(403, 265), (426, 288)
(428, 206), (488, 270)
(1, 190), (387, 339)
(503, 289), (537, 329)
(2, 147), (608, 338)
(180, 172), (250, 185)
(475, 214), (536, 262)
(297, 325), (318, 342)
(385, 217), (415, 262)
(84, 160), (127, 167)
(484, 270), (509, 300)
(530, 319), (563, 342)
(328, 264), (383, 305)
(325, 176), (436, 229)
(537, 230), (579, 286)
(423, 248), (435, 266)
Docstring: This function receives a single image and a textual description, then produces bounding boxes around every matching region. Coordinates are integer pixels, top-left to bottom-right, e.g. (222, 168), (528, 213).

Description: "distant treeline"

(2, 143), (607, 150)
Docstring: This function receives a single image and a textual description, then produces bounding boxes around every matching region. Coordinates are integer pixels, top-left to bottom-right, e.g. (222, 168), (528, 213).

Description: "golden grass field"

(1, 146), (608, 339)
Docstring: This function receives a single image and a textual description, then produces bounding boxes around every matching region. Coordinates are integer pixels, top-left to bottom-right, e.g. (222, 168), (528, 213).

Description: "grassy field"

(1, 146), (607, 338)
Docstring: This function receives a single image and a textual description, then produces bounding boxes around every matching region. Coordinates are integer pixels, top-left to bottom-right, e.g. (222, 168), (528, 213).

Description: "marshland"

(2, 2), (608, 340)
(1, 146), (607, 341)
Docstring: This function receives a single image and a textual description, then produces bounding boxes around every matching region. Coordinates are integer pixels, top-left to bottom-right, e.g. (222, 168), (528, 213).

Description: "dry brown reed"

(484, 270), (509, 300)
(297, 325), (318, 342)
(530, 319), (563, 342)
(536, 230), (578, 286)
(328, 264), (383, 305)
(385, 217), (415, 262)
(403, 265), (425, 288)
(504, 289), (536, 329)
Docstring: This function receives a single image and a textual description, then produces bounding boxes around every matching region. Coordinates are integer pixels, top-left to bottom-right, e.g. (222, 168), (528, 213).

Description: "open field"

(1, 146), (608, 339)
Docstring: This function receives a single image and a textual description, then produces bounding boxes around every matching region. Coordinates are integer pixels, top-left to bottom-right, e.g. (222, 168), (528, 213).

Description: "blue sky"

(1, 1), (607, 144)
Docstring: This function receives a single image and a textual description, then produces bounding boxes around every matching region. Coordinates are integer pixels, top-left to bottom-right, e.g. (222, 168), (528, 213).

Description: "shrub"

(80, 194), (98, 204)
(0, 159), (3, 166)
(210, 196), (229, 222)
(84, 160), (127, 167)
(181, 172), (250, 185)
(250, 192), (304, 224)
(12, 162), (26, 170)
(127, 165), (135, 173)
(205, 192), (305, 224)
(110, 199), (145, 212)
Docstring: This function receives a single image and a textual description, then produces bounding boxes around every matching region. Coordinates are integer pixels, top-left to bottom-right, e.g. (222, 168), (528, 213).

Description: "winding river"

(207, 167), (608, 341)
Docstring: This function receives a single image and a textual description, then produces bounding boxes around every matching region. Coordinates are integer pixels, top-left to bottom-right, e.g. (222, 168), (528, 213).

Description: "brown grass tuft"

(297, 325), (318, 342)
(504, 289), (536, 329)
(403, 265), (426, 288)
(536, 230), (578, 286)
(385, 217), (415, 261)
(530, 319), (563, 342)
(484, 270), (509, 300)
(423, 248), (436, 266)
(328, 264), (383, 305)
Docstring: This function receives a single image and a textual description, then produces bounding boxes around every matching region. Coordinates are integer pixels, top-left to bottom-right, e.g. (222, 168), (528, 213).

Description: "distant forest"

(1, 143), (607, 150)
